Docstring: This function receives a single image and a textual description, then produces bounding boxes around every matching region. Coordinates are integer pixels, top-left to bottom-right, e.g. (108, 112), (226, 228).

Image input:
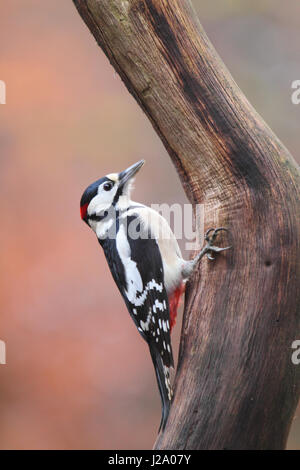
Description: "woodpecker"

(80, 160), (230, 431)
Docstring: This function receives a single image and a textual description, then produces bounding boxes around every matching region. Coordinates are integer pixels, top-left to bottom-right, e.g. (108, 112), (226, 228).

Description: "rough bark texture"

(73, 0), (300, 450)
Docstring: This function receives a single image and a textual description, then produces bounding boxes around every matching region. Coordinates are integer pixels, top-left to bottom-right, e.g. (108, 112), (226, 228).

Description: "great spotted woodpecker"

(80, 160), (230, 430)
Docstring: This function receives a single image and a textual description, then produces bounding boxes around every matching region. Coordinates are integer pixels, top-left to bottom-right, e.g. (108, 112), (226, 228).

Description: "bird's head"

(80, 160), (145, 227)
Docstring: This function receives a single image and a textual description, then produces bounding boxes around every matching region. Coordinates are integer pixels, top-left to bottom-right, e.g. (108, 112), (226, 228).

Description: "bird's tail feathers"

(149, 344), (173, 432)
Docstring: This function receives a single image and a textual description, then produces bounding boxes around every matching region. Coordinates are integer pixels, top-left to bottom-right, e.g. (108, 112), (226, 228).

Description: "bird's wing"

(100, 213), (173, 366)
(124, 214), (174, 363)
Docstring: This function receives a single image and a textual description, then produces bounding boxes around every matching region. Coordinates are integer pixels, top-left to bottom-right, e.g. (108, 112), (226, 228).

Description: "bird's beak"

(118, 160), (145, 188)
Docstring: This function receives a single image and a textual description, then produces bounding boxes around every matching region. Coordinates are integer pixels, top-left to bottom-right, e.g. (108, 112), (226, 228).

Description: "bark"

(73, 0), (300, 449)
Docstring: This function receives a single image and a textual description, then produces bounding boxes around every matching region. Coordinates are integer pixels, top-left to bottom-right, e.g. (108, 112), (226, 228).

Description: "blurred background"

(0, 0), (299, 449)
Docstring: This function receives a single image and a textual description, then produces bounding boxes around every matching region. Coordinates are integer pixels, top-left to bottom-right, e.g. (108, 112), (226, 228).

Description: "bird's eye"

(103, 182), (114, 191)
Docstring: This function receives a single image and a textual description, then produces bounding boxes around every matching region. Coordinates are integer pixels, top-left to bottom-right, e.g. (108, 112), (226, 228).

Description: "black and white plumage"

(80, 160), (230, 431)
(104, 215), (174, 423)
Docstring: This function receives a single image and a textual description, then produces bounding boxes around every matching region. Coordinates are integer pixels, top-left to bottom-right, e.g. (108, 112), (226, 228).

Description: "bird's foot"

(203, 227), (231, 260)
(182, 227), (232, 279)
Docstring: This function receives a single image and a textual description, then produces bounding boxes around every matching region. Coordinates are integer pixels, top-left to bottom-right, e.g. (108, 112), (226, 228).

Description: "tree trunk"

(73, 0), (300, 450)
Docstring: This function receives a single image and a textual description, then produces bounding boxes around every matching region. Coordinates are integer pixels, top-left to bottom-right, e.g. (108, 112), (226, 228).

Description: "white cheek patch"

(88, 185), (118, 215)
(88, 195), (108, 216)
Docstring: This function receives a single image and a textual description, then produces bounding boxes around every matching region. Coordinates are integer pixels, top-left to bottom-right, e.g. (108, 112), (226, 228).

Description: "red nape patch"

(80, 202), (89, 220)
(169, 283), (185, 332)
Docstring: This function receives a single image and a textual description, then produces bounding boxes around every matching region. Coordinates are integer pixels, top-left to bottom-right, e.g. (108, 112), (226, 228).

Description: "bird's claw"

(204, 227), (231, 260)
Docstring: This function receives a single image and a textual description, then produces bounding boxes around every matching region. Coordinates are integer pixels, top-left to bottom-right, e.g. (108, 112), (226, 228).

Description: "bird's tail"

(149, 344), (173, 432)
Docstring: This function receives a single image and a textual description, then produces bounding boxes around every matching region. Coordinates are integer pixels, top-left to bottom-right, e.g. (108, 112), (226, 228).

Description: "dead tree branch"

(73, 0), (300, 449)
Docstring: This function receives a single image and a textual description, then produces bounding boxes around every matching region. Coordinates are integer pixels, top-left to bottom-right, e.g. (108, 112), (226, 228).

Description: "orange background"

(0, 0), (299, 449)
